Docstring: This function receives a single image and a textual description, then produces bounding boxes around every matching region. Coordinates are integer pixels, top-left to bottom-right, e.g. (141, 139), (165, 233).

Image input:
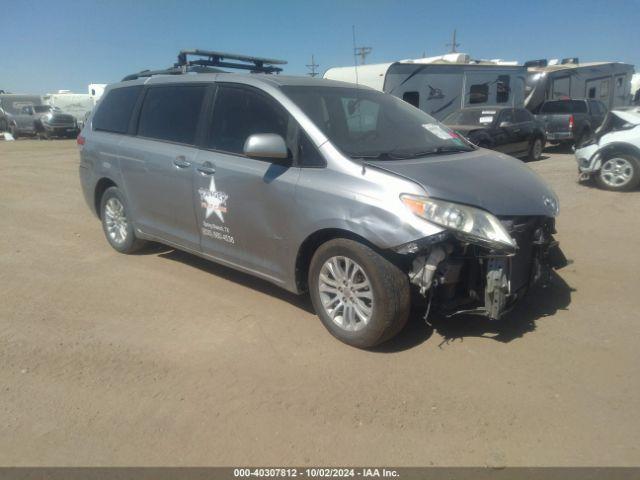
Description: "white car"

(575, 108), (640, 191)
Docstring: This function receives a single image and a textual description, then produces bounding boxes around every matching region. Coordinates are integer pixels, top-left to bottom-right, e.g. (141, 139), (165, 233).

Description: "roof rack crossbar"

(176, 49), (286, 74)
(122, 49), (287, 81)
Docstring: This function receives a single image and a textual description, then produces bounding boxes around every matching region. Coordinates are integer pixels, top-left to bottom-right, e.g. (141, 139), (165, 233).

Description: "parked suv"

(443, 107), (546, 160)
(79, 73), (566, 348)
(535, 98), (607, 147)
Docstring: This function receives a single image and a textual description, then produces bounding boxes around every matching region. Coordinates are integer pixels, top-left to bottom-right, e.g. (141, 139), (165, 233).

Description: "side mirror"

(243, 133), (289, 161)
(499, 121), (513, 128)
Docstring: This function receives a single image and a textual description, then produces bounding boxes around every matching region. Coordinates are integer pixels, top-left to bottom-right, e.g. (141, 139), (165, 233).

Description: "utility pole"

(306, 54), (320, 77)
(446, 29), (460, 53)
(354, 46), (372, 65)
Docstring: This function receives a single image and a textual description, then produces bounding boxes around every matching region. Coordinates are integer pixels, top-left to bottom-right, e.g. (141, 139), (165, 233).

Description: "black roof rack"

(122, 49), (287, 81)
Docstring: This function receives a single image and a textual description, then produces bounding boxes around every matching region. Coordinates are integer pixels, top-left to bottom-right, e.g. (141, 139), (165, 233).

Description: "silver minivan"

(79, 72), (566, 348)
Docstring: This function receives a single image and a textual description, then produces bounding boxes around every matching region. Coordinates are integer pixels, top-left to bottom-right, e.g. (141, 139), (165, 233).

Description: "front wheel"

(9, 125), (19, 139)
(99, 186), (147, 253)
(308, 239), (410, 348)
(595, 154), (640, 191)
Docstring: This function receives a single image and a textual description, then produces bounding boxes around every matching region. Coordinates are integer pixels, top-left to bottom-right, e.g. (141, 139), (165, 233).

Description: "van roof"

(114, 72), (370, 90)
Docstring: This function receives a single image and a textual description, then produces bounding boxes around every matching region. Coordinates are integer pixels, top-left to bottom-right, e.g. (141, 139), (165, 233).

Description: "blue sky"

(2, 0), (639, 94)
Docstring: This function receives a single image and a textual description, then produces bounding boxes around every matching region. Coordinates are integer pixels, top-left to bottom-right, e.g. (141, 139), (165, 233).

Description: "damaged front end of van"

(373, 152), (568, 322)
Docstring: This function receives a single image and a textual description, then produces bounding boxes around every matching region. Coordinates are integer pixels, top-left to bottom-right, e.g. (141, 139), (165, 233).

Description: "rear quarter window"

(93, 86), (143, 134)
(540, 100), (588, 114)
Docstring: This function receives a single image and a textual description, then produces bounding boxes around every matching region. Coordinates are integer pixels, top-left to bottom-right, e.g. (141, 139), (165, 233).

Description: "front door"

(192, 84), (300, 283)
(492, 108), (519, 154)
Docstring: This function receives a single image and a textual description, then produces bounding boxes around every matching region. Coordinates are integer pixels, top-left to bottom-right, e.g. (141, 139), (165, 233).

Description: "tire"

(527, 136), (544, 161)
(99, 186), (147, 253)
(308, 238), (410, 348)
(595, 154), (640, 191)
(9, 125), (19, 139)
(575, 129), (590, 148)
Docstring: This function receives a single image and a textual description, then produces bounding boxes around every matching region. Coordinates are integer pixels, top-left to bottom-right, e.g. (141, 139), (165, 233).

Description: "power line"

(306, 54), (320, 77)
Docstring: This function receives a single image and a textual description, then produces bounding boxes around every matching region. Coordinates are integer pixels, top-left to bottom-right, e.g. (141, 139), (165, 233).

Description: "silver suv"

(79, 72), (566, 348)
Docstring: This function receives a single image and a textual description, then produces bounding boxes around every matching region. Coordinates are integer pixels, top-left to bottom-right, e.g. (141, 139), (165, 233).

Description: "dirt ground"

(1, 139), (639, 467)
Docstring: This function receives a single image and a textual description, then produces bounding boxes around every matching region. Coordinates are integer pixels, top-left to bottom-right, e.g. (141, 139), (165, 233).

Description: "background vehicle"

(0, 94), (44, 137)
(443, 106), (545, 160)
(535, 98), (607, 147)
(575, 108), (640, 191)
(324, 53), (526, 121)
(31, 105), (79, 139)
(525, 59), (634, 113)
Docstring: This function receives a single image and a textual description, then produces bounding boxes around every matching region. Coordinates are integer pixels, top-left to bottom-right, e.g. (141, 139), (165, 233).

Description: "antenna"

(446, 29), (460, 53)
(306, 54), (320, 77)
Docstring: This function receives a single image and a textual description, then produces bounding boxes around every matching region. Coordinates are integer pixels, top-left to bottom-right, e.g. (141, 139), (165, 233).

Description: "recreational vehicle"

(324, 53), (527, 120)
(43, 91), (93, 125)
(524, 59), (635, 113)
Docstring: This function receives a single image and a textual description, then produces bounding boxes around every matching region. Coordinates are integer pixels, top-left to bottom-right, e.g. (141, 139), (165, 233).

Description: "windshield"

(443, 109), (499, 126)
(33, 105), (52, 113)
(540, 100), (587, 114)
(281, 86), (474, 160)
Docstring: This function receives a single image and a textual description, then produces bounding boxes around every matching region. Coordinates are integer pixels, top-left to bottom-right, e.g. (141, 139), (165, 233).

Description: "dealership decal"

(198, 177), (228, 222)
(202, 221), (235, 244)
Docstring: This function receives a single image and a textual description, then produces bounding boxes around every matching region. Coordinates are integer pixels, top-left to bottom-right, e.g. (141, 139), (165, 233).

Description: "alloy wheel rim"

(318, 256), (374, 332)
(601, 157), (633, 187)
(104, 197), (128, 244)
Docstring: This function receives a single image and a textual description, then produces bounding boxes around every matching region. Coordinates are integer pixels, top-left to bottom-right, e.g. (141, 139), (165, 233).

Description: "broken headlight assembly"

(400, 194), (517, 252)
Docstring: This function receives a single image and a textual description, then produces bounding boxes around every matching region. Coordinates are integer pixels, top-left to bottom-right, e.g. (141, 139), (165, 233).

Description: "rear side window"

(515, 109), (532, 123)
(469, 84), (489, 104)
(208, 85), (290, 154)
(137, 85), (206, 145)
(93, 86), (143, 134)
(540, 100), (587, 114)
(402, 91), (420, 108)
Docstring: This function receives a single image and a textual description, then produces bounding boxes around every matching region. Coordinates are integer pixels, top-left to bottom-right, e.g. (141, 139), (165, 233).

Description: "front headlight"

(400, 194), (516, 251)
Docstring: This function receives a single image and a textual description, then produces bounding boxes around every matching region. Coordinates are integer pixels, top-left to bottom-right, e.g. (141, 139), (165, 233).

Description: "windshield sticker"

(481, 110), (497, 115)
(422, 123), (453, 140)
(479, 116), (494, 124)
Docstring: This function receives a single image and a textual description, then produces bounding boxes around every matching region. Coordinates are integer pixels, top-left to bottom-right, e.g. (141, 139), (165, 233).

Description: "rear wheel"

(308, 238), (410, 348)
(595, 154), (640, 191)
(99, 186), (147, 253)
(527, 137), (544, 161)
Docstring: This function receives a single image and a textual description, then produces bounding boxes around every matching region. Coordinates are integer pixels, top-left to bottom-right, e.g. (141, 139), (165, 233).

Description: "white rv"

(88, 83), (107, 105)
(324, 53), (527, 120)
(632, 73), (640, 105)
(524, 59), (635, 113)
(43, 90), (93, 125)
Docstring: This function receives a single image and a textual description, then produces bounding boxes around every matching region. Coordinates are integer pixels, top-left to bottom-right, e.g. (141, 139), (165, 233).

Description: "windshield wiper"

(388, 146), (474, 159)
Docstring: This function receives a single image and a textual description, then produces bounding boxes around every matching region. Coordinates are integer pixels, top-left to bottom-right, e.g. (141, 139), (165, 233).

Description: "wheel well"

(600, 143), (640, 162)
(94, 178), (117, 218)
(294, 229), (380, 293)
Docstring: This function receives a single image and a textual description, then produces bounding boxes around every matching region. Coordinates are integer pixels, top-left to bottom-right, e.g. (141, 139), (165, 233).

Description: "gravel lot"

(1, 139), (639, 467)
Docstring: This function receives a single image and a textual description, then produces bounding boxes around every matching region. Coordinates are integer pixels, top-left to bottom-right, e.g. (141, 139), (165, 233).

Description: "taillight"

(77, 134), (85, 146)
(568, 115), (574, 130)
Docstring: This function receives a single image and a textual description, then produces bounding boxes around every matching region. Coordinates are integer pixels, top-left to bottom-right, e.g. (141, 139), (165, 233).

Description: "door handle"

(173, 156), (191, 168)
(197, 162), (216, 175)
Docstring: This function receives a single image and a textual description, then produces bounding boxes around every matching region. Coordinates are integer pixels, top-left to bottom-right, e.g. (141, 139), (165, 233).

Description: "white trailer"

(324, 53), (527, 120)
(524, 59), (635, 112)
(43, 90), (93, 125)
(88, 84), (107, 105)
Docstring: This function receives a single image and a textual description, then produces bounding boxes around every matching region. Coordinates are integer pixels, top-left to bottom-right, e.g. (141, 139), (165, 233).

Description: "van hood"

(369, 149), (558, 217)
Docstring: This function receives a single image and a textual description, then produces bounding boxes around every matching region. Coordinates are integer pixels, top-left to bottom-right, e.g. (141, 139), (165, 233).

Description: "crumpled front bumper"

(575, 143), (600, 175)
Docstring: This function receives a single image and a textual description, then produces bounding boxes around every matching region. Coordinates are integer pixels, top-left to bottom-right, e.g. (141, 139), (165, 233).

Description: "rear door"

(192, 83), (300, 282)
(118, 84), (207, 250)
(493, 108), (519, 154)
(513, 108), (535, 153)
